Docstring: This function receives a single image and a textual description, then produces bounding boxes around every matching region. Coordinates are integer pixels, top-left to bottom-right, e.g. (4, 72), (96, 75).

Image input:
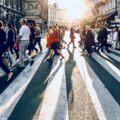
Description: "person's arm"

(14, 27), (23, 46)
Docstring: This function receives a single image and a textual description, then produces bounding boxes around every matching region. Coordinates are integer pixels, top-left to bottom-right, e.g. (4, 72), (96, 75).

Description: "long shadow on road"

(8, 59), (53, 120)
(0, 61), (29, 94)
(65, 48), (76, 105)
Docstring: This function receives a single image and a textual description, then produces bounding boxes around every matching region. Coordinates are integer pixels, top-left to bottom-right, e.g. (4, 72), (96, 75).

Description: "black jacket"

(85, 30), (95, 46)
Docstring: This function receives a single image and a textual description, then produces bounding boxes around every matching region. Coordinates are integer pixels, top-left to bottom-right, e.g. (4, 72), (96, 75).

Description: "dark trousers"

(34, 37), (42, 51)
(97, 39), (109, 52)
(85, 44), (93, 54)
(9, 43), (19, 59)
(28, 39), (38, 54)
(0, 46), (10, 74)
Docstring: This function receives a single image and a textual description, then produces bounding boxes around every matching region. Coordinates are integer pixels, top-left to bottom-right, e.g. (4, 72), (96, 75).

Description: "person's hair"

(8, 23), (12, 28)
(20, 18), (27, 24)
(0, 20), (3, 28)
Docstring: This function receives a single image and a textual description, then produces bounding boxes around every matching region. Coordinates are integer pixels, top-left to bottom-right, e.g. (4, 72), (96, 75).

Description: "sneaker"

(30, 60), (34, 66)
(60, 57), (64, 61)
(7, 72), (13, 81)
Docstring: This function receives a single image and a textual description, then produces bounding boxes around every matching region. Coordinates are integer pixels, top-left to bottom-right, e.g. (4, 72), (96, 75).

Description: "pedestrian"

(94, 26), (103, 52)
(68, 27), (76, 48)
(112, 28), (118, 49)
(46, 25), (64, 60)
(7, 23), (19, 59)
(0, 21), (13, 80)
(28, 23), (38, 55)
(15, 18), (34, 68)
(84, 25), (95, 56)
(46, 26), (52, 50)
(101, 25), (110, 53)
(34, 25), (42, 52)
(11, 22), (19, 59)
(116, 27), (120, 49)
(79, 27), (86, 47)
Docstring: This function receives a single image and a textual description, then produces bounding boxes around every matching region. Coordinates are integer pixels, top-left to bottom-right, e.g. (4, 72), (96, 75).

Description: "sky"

(48, 0), (95, 21)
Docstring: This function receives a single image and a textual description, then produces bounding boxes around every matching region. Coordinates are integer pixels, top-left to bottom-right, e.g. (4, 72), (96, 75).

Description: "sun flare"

(66, 0), (86, 21)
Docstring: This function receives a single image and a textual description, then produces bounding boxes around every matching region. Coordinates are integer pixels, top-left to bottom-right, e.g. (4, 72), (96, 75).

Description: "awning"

(97, 12), (116, 21)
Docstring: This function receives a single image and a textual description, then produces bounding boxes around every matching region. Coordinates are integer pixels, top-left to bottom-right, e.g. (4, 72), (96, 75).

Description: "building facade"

(0, 0), (48, 30)
(93, 0), (120, 26)
(24, 0), (48, 27)
(0, 0), (24, 28)
(48, 3), (68, 26)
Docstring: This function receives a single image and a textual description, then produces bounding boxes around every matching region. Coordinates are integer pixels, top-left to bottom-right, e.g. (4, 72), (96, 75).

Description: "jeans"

(19, 40), (32, 67)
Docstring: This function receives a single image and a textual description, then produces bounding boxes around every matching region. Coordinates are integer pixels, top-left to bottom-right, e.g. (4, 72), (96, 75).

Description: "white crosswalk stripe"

(109, 48), (120, 55)
(0, 37), (120, 120)
(0, 49), (48, 120)
(92, 53), (120, 82)
(74, 48), (120, 120)
(104, 52), (120, 62)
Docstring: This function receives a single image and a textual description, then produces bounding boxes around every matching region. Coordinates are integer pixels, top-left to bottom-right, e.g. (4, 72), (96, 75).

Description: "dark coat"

(102, 27), (108, 40)
(85, 30), (95, 46)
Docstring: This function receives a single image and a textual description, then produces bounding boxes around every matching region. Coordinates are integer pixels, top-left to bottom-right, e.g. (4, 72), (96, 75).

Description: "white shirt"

(19, 25), (31, 40)
(113, 31), (118, 41)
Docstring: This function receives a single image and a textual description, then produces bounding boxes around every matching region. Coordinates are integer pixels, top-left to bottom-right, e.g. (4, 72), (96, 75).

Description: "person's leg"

(9, 44), (14, 54)
(13, 47), (19, 59)
(24, 41), (32, 62)
(56, 49), (64, 58)
(37, 37), (42, 51)
(19, 41), (25, 67)
(0, 56), (10, 74)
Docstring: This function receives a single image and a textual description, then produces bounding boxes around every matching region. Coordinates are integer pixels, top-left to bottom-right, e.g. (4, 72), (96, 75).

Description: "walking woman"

(0, 21), (13, 80)
(68, 28), (75, 48)
(46, 25), (64, 60)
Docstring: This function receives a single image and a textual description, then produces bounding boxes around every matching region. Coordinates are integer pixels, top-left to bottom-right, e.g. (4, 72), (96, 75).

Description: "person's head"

(0, 20), (3, 28)
(7, 23), (12, 29)
(19, 18), (27, 26)
(28, 23), (33, 28)
(70, 27), (74, 32)
(85, 25), (90, 31)
(52, 25), (56, 31)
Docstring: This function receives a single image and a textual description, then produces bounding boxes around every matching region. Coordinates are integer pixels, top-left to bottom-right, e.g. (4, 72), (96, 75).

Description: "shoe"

(60, 57), (64, 61)
(17, 66), (25, 69)
(7, 72), (13, 81)
(36, 49), (38, 53)
(30, 60), (34, 66)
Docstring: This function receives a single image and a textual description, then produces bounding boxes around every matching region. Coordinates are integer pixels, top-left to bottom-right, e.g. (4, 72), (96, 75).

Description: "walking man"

(15, 18), (34, 68)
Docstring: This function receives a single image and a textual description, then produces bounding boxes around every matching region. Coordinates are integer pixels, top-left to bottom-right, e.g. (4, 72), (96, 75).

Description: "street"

(0, 31), (120, 120)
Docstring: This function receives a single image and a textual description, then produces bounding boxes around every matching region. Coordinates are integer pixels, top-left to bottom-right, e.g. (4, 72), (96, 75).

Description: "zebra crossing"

(75, 48), (120, 120)
(0, 44), (120, 120)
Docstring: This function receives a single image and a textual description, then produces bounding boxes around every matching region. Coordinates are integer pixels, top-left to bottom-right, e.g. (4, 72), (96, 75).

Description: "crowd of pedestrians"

(0, 18), (43, 80)
(78, 24), (120, 56)
(1, 17), (120, 80)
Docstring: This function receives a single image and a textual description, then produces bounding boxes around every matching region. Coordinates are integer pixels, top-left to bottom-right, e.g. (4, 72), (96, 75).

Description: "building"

(0, 0), (48, 30)
(48, 3), (68, 27)
(93, 0), (120, 27)
(0, 0), (24, 28)
(24, 0), (48, 27)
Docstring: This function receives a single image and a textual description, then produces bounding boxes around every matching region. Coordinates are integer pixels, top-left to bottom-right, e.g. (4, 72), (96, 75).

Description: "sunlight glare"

(66, 0), (86, 21)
